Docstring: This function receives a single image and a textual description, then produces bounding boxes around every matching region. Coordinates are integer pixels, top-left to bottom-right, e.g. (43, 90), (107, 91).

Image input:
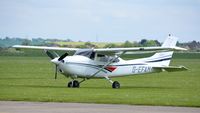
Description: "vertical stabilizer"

(147, 36), (178, 66)
(162, 36), (178, 48)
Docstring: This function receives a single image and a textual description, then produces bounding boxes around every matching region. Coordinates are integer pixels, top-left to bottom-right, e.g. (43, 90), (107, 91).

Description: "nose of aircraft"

(51, 58), (60, 65)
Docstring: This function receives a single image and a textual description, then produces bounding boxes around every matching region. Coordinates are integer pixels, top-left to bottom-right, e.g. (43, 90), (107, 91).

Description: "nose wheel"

(67, 80), (80, 88)
(67, 78), (86, 88)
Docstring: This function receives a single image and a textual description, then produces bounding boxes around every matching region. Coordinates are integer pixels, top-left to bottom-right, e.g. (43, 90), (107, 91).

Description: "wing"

(13, 45), (79, 51)
(13, 45), (186, 55)
(93, 46), (187, 55)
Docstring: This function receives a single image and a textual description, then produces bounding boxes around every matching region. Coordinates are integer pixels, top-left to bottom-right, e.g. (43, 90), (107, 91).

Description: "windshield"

(74, 49), (95, 59)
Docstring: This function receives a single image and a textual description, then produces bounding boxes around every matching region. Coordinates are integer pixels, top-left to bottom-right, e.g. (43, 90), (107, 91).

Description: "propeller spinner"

(45, 50), (68, 79)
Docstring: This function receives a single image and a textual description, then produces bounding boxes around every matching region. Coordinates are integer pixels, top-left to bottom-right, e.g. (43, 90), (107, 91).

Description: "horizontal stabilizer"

(153, 66), (188, 72)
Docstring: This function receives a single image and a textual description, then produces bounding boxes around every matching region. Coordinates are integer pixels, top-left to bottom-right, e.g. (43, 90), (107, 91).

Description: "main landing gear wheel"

(68, 80), (80, 88)
(112, 81), (120, 89)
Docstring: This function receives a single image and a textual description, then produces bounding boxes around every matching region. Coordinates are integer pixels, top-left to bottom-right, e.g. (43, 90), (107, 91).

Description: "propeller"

(45, 50), (58, 79)
(58, 52), (68, 61)
(55, 52), (68, 79)
(45, 50), (55, 59)
(45, 50), (69, 79)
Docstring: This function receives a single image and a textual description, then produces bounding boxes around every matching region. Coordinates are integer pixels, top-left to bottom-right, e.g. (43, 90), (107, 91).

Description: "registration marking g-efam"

(132, 65), (152, 74)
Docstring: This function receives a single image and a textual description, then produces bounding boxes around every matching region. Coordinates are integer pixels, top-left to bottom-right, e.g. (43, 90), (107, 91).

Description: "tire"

(112, 81), (120, 89)
(67, 80), (80, 88)
(68, 81), (73, 88)
(73, 80), (80, 88)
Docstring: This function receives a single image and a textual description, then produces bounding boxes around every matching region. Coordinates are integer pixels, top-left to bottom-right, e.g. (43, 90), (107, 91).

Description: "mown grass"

(0, 54), (200, 107)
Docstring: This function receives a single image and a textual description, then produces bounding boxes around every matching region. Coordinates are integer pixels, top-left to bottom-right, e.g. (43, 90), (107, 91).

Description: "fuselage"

(55, 55), (160, 78)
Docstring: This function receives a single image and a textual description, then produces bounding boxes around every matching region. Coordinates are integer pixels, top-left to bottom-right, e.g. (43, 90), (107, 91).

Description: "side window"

(95, 54), (119, 63)
(95, 54), (106, 62)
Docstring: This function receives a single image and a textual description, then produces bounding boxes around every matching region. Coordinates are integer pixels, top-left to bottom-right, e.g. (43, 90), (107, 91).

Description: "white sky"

(0, 0), (200, 42)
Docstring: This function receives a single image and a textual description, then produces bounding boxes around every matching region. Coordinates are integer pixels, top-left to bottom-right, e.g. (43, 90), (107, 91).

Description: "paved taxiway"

(0, 101), (199, 113)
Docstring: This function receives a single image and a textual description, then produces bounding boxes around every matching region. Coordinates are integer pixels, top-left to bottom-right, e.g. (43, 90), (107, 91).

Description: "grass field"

(0, 53), (200, 107)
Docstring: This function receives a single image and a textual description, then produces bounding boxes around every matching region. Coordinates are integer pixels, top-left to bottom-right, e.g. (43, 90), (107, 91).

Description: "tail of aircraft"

(147, 36), (178, 66)
(146, 36), (187, 72)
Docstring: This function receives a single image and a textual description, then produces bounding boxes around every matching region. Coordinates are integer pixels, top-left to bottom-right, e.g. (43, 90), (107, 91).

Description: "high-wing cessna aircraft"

(13, 36), (187, 88)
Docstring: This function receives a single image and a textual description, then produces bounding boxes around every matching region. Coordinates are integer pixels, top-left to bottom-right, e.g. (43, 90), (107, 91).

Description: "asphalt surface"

(0, 101), (199, 113)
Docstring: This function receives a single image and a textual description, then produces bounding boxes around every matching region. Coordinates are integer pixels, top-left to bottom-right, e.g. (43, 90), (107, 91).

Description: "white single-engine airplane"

(13, 36), (188, 88)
